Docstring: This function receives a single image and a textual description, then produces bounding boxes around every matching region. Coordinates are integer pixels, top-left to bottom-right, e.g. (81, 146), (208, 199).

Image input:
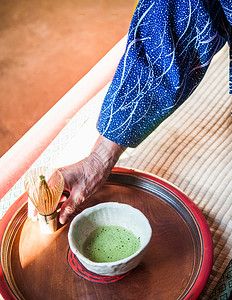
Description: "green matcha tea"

(82, 226), (141, 262)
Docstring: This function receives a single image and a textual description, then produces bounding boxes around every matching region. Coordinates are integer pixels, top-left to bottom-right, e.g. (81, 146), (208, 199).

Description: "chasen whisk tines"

(24, 166), (64, 234)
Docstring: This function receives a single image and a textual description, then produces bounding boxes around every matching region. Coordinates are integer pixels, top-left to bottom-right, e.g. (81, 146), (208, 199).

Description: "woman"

(59, 0), (232, 224)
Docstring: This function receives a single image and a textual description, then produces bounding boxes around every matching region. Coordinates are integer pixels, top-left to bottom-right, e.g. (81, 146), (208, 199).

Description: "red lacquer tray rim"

(0, 167), (213, 300)
(112, 167), (213, 299)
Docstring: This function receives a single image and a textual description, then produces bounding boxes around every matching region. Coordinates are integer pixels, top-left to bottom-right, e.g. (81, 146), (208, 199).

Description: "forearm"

(90, 135), (126, 173)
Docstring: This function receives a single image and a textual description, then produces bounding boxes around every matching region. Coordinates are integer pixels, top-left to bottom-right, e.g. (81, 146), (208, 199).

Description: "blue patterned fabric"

(97, 0), (232, 147)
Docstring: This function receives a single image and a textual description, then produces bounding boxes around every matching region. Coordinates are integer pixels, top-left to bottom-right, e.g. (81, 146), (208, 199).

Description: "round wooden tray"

(0, 167), (213, 300)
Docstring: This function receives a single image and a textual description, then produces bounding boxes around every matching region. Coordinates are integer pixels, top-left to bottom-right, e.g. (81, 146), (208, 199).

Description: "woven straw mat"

(116, 44), (232, 299)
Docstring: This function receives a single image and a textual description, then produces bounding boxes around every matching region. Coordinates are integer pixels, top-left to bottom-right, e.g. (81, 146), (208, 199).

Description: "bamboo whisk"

(24, 166), (64, 234)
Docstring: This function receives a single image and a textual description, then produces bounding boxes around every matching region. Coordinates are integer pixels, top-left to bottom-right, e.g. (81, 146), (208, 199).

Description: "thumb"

(59, 190), (83, 224)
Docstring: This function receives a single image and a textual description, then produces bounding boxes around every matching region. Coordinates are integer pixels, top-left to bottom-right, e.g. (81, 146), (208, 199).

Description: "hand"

(58, 155), (109, 224)
(27, 155), (106, 223)
(58, 135), (126, 224)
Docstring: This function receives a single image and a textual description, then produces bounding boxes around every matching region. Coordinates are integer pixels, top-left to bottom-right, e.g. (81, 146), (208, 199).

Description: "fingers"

(59, 190), (84, 224)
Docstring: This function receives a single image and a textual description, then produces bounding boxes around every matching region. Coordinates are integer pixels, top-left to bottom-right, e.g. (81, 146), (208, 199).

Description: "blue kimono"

(97, 0), (232, 147)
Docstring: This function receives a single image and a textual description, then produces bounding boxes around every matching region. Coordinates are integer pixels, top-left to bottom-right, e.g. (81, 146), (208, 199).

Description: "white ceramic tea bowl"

(68, 202), (152, 276)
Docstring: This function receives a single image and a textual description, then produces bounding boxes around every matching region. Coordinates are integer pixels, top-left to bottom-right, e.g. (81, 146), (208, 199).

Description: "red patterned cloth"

(67, 248), (134, 283)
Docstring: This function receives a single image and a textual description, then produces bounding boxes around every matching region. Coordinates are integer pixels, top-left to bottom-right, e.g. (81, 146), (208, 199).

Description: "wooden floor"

(0, 0), (134, 157)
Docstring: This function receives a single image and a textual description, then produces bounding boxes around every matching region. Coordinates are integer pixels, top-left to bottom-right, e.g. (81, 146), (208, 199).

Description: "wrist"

(90, 135), (126, 172)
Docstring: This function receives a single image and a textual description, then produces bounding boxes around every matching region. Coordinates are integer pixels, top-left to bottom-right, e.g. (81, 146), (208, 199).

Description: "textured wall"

(0, 0), (134, 156)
